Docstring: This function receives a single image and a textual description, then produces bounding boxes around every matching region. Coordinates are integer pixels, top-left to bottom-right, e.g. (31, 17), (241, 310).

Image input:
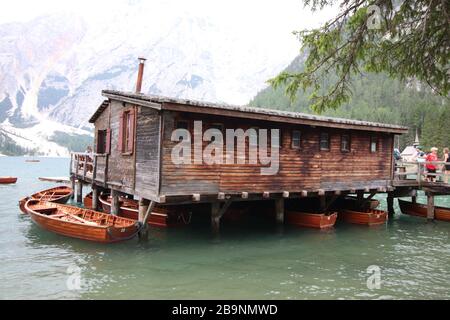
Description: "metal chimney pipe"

(136, 57), (146, 93)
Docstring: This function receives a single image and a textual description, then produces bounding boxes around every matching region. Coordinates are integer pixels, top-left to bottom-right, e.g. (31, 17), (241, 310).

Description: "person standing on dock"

(443, 148), (450, 184)
(425, 147), (439, 182)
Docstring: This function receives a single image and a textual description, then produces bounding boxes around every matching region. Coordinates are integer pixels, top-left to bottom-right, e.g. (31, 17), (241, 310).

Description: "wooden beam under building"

(138, 199), (154, 241)
(211, 200), (232, 234)
(387, 192), (395, 219)
(275, 198), (284, 224)
(427, 192), (435, 221)
(91, 184), (99, 210)
(110, 189), (120, 215)
(70, 176), (76, 200)
(76, 180), (83, 203)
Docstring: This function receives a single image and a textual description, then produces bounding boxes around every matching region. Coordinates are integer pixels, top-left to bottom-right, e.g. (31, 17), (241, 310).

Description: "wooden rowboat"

(99, 194), (190, 227)
(398, 199), (450, 222)
(19, 186), (73, 214)
(0, 177), (17, 184)
(24, 200), (140, 243)
(338, 208), (387, 226)
(286, 211), (338, 229)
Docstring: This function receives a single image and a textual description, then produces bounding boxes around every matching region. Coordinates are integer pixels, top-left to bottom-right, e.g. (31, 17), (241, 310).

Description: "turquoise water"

(0, 156), (449, 300)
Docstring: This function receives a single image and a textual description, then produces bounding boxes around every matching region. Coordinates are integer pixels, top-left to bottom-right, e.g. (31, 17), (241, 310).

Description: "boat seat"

(36, 207), (58, 215)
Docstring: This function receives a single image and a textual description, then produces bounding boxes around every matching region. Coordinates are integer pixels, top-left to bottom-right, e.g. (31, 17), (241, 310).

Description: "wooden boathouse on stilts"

(69, 58), (424, 238)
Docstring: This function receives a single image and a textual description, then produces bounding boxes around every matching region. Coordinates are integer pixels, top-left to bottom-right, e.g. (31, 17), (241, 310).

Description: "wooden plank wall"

(161, 112), (221, 195)
(135, 107), (161, 198)
(107, 100), (135, 191)
(160, 110), (394, 195)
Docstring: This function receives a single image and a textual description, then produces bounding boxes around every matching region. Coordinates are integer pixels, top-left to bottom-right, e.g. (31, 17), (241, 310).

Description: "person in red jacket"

(425, 147), (439, 181)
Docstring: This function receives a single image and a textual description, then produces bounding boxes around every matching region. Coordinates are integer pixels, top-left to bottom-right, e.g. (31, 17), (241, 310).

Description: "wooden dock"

(390, 160), (450, 220)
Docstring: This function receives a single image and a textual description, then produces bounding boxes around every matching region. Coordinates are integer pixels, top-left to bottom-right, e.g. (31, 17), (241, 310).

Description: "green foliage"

(0, 132), (36, 156)
(270, 0), (449, 112)
(251, 56), (449, 151)
(49, 132), (93, 152)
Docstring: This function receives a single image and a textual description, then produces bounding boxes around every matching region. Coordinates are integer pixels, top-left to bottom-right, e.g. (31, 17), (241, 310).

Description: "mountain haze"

(0, 2), (298, 156)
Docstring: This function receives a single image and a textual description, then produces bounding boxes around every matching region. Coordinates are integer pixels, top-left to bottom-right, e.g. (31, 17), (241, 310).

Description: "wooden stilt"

(324, 195), (338, 212)
(411, 189), (417, 204)
(356, 190), (364, 208)
(110, 189), (120, 215)
(427, 192), (435, 221)
(366, 191), (377, 201)
(387, 193), (395, 219)
(70, 176), (75, 200)
(319, 196), (327, 212)
(76, 180), (83, 203)
(211, 200), (232, 234)
(92, 184), (99, 210)
(138, 198), (152, 241)
(211, 202), (221, 234)
(275, 198), (284, 224)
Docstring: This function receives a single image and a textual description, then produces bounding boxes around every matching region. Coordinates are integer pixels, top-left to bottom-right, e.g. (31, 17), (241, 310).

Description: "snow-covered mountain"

(0, 1), (298, 156)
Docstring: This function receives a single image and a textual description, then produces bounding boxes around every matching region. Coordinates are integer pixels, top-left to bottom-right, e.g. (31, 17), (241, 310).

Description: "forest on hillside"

(250, 56), (449, 152)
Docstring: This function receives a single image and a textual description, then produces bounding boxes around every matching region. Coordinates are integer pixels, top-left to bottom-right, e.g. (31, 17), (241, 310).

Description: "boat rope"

(106, 221), (143, 242)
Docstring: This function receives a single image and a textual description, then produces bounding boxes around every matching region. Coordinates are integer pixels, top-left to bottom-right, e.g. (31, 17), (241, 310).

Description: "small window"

(320, 132), (330, 151)
(370, 136), (378, 153)
(119, 109), (135, 154)
(341, 134), (350, 152)
(176, 120), (189, 130)
(97, 130), (107, 154)
(124, 111), (133, 153)
(292, 130), (301, 149)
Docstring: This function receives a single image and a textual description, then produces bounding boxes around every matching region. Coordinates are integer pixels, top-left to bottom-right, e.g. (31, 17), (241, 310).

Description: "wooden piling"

(138, 198), (151, 240)
(275, 198), (284, 224)
(411, 189), (417, 204)
(211, 200), (232, 234)
(70, 176), (75, 200)
(110, 189), (120, 215)
(91, 184), (99, 210)
(211, 202), (221, 234)
(76, 180), (83, 203)
(387, 193), (395, 219)
(319, 196), (326, 212)
(427, 192), (435, 221)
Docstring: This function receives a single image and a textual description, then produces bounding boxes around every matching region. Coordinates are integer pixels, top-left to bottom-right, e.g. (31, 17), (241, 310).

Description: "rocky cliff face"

(0, 2), (297, 156)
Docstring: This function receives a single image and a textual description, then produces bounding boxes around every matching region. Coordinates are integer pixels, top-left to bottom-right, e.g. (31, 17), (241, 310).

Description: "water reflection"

(1, 157), (450, 299)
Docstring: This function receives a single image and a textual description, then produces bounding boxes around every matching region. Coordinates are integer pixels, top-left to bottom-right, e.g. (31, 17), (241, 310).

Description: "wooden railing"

(70, 152), (108, 184)
(394, 161), (450, 185)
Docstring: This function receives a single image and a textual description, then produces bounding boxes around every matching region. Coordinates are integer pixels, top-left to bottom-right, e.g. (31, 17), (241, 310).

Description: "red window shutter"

(118, 112), (124, 153)
(105, 128), (111, 154)
(127, 108), (136, 154)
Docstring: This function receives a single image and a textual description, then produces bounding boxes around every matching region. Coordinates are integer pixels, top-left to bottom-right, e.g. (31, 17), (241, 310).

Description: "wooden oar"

(66, 213), (98, 226)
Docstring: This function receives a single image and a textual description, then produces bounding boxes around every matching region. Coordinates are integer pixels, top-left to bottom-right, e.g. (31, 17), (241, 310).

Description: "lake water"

(0, 156), (449, 299)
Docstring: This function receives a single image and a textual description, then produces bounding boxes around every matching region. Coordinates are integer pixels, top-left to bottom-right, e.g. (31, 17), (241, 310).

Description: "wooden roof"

(91, 90), (408, 134)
